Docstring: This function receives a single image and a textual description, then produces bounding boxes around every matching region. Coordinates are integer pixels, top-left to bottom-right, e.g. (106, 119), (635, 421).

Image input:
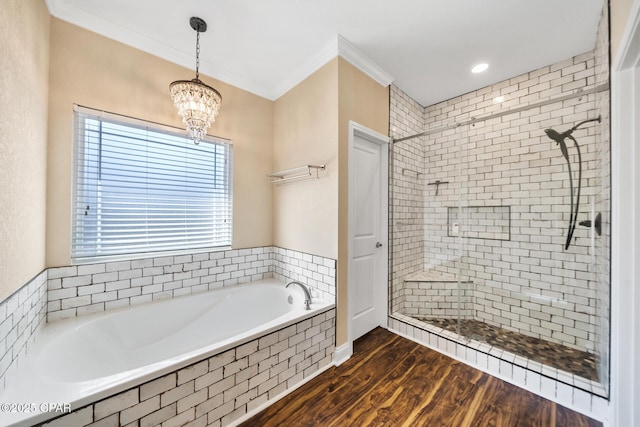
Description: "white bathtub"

(0, 278), (333, 427)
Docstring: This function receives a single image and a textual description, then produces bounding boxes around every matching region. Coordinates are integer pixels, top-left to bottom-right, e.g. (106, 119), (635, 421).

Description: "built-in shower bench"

(401, 269), (473, 318)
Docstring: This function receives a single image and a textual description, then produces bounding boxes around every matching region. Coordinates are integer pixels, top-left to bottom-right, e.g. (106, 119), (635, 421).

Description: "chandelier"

(170, 17), (222, 143)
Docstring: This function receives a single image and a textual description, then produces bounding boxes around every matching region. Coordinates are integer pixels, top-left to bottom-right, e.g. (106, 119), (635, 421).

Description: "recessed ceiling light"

(471, 63), (489, 74)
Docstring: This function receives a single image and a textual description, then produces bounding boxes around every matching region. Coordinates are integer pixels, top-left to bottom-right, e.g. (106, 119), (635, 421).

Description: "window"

(72, 106), (232, 261)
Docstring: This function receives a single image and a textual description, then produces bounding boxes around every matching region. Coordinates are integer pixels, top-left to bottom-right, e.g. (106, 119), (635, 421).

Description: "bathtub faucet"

(286, 281), (313, 310)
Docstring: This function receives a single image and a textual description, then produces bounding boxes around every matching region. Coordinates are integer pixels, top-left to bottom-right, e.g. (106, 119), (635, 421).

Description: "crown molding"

(45, 1), (274, 100)
(45, 2), (394, 101)
(268, 38), (340, 100)
(269, 35), (395, 99)
(44, 0), (63, 15)
(337, 35), (394, 87)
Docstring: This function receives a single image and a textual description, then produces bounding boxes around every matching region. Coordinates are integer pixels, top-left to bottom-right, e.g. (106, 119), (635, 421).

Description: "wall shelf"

(268, 164), (325, 185)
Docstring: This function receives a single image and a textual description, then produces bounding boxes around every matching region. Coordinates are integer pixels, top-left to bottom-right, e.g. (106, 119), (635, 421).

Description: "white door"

(349, 122), (388, 342)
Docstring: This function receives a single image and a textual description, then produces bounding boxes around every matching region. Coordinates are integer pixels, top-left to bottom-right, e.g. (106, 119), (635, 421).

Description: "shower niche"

(388, 23), (610, 401)
(446, 205), (510, 240)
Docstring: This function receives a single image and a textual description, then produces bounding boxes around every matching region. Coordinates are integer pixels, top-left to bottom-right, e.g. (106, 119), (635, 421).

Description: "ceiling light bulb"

(471, 63), (489, 74)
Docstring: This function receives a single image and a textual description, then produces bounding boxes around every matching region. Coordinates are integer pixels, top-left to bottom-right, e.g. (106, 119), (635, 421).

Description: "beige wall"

(6, 6), (391, 348)
(0, 0), (50, 299)
(611, 0), (635, 60)
(273, 57), (389, 347)
(46, 18), (273, 267)
(336, 58), (390, 345)
(272, 59), (339, 259)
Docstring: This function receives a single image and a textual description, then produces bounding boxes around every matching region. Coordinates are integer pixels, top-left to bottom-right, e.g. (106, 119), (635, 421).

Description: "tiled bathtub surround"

(0, 246), (336, 425)
(42, 308), (336, 427)
(0, 271), (47, 392)
(47, 246), (336, 321)
(272, 247), (336, 303)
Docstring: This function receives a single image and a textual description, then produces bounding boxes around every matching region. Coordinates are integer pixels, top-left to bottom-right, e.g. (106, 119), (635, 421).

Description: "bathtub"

(0, 278), (334, 427)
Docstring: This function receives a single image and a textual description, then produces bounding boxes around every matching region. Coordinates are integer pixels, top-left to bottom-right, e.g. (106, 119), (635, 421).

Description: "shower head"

(544, 116), (602, 144)
(544, 128), (567, 144)
(544, 116), (600, 162)
(545, 128), (571, 161)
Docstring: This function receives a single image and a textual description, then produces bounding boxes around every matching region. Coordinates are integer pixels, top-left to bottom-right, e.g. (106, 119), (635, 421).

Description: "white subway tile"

(44, 407), (93, 427)
(141, 374), (177, 400)
(195, 394), (223, 419)
(178, 361), (208, 385)
(163, 407), (195, 427)
(161, 381), (195, 406)
(62, 275), (91, 288)
(105, 260), (131, 272)
(195, 368), (223, 391)
(140, 402), (177, 427)
(120, 395), (160, 425)
(61, 295), (91, 310)
(48, 288), (77, 301)
(94, 388), (139, 420)
(176, 388), (207, 414)
(78, 283), (105, 296)
(77, 264), (106, 276)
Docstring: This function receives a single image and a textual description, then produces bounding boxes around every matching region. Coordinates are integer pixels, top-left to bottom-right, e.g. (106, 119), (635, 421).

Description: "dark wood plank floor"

(241, 327), (602, 427)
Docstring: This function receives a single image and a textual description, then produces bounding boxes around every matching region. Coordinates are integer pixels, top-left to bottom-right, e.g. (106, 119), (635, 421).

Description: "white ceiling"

(45, 0), (605, 107)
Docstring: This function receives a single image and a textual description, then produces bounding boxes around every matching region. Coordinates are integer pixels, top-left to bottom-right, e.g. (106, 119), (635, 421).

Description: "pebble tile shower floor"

(418, 317), (598, 381)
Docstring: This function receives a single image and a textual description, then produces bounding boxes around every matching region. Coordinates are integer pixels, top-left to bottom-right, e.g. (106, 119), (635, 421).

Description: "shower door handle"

(376, 242), (383, 248)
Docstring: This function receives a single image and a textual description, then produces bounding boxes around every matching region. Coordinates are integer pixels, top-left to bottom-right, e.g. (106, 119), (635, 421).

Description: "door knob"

(376, 242), (383, 248)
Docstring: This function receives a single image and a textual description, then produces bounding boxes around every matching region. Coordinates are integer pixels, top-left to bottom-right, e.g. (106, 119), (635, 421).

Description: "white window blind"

(72, 106), (233, 261)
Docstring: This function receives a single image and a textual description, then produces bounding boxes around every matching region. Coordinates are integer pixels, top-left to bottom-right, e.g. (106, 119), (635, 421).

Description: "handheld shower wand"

(544, 116), (600, 250)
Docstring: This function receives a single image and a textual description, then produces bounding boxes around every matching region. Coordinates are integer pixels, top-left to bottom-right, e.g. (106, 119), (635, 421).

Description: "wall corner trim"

(613, 0), (640, 69)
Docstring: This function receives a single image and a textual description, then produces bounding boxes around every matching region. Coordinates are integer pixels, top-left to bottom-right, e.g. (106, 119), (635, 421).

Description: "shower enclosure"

(388, 38), (610, 398)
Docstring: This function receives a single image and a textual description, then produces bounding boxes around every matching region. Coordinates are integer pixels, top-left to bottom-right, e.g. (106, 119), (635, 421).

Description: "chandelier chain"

(195, 29), (200, 80)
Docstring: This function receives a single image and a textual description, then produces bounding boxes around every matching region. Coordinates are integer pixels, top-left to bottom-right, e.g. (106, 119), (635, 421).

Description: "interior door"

(350, 125), (387, 340)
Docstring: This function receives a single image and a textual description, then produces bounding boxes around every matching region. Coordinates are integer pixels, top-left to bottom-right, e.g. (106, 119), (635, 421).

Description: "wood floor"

(240, 328), (602, 427)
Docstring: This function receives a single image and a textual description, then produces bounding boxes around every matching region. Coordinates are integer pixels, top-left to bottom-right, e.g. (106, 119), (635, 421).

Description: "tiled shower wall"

(389, 85), (425, 314)
(390, 45), (610, 353)
(47, 246), (336, 321)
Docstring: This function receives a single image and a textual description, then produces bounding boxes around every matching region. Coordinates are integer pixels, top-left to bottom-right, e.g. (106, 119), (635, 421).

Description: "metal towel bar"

(268, 165), (325, 185)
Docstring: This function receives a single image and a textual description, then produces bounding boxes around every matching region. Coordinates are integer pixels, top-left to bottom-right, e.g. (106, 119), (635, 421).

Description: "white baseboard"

(333, 342), (353, 366)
